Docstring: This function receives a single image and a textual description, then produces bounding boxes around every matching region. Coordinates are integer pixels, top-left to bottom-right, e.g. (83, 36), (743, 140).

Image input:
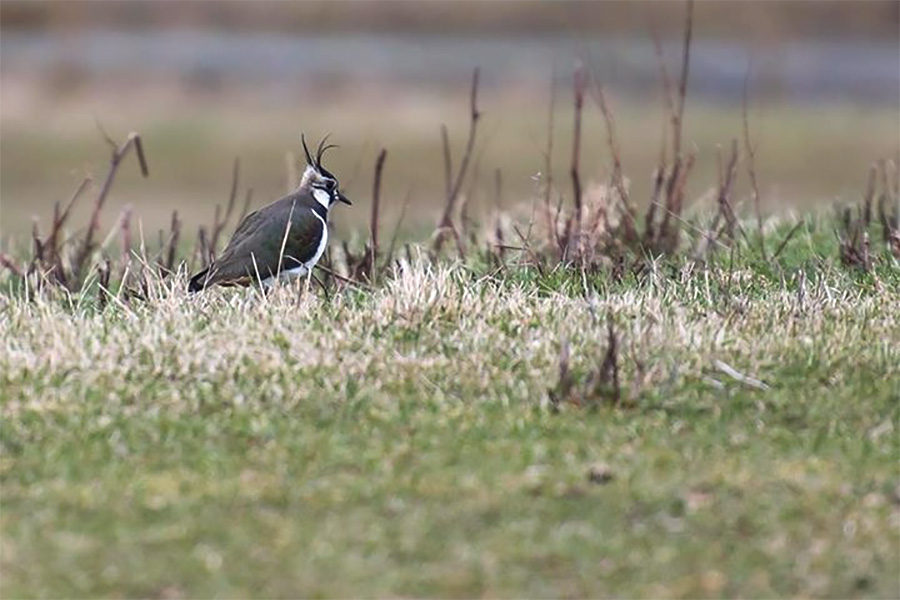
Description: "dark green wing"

(202, 197), (324, 286)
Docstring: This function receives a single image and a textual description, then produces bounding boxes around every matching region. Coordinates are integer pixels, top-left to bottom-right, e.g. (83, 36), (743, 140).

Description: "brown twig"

(0, 253), (23, 277)
(672, 0), (694, 162)
(30, 221), (44, 274)
(460, 158), (482, 246)
(875, 160), (899, 257)
(694, 141), (739, 259)
(772, 219), (804, 260)
(74, 131), (149, 283)
(97, 259), (111, 310)
(589, 73), (638, 246)
(742, 71), (767, 259)
(548, 339), (573, 411)
(862, 163), (877, 227)
(643, 166), (666, 247)
(210, 157), (240, 256)
(440, 125), (453, 201)
(717, 139), (741, 242)
(232, 189), (250, 227)
(544, 68), (559, 253)
(196, 227), (211, 269)
(46, 176), (92, 275)
(314, 263), (374, 291)
(434, 68), (481, 255)
(569, 62), (586, 260)
(120, 205), (133, 280)
(384, 188), (413, 274)
(164, 210), (181, 274)
(598, 319), (621, 406)
(368, 148), (388, 281)
(512, 224), (545, 275)
(651, 28), (676, 127)
(658, 151), (697, 253)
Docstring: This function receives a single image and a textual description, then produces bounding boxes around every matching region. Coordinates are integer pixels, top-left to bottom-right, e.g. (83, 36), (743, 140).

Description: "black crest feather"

(315, 134), (338, 170)
(301, 133), (314, 166)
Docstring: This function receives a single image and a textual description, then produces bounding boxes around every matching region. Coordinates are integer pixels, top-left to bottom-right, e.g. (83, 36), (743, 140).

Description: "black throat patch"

(310, 199), (328, 221)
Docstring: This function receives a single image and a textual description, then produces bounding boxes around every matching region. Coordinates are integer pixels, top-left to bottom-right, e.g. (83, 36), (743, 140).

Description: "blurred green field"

(2, 79), (896, 246)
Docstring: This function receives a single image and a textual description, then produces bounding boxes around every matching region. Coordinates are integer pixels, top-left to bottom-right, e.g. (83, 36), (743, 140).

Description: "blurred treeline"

(3, 0), (898, 40)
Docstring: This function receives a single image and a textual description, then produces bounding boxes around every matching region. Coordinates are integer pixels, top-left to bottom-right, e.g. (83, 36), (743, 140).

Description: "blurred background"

(1, 0), (898, 242)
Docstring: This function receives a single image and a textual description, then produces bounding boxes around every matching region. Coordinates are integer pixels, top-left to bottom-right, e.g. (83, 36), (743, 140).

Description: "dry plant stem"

(643, 167), (666, 246)
(875, 160), (890, 241)
(164, 211), (181, 274)
(838, 197), (873, 272)
(772, 219), (805, 261)
(97, 260), (111, 310)
(863, 163), (877, 227)
(313, 264), (373, 292)
(716, 144), (725, 190)
(652, 0), (694, 255)
(237, 188), (254, 225)
(672, 0), (694, 162)
(441, 125), (453, 200)
(120, 206), (132, 280)
(384, 189), (413, 273)
(434, 68), (480, 255)
(0, 254), (23, 277)
(717, 140), (741, 242)
(29, 221), (44, 276)
(46, 176), (92, 271)
(651, 28), (676, 123)
(893, 155), (900, 197)
(602, 320), (621, 406)
(196, 227), (210, 269)
(874, 160), (900, 256)
(369, 148), (388, 281)
(590, 76), (638, 245)
(512, 225), (545, 276)
(659, 152), (696, 253)
(643, 110), (671, 248)
(656, 159), (681, 248)
(210, 157), (241, 256)
(694, 142), (738, 258)
(74, 132), (149, 283)
(548, 339), (572, 411)
(459, 157), (482, 245)
(742, 76), (767, 258)
(543, 69), (558, 252)
(569, 63), (586, 259)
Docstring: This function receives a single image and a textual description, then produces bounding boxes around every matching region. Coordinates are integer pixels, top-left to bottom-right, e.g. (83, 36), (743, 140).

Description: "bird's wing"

(202, 199), (324, 286)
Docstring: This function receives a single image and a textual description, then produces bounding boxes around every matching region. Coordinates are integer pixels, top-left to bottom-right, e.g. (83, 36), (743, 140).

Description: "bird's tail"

(188, 268), (210, 293)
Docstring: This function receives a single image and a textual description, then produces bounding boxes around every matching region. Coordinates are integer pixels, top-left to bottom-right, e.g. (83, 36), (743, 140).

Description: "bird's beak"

(338, 192), (352, 206)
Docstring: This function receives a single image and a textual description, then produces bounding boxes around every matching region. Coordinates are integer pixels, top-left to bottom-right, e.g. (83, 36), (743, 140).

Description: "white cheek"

(313, 188), (331, 208)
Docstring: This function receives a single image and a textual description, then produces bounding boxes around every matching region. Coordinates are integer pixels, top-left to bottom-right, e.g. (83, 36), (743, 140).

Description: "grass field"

(2, 8), (899, 594)
(1, 221), (898, 597)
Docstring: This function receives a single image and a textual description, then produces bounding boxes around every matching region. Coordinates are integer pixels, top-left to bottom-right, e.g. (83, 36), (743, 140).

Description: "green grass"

(1, 230), (898, 598)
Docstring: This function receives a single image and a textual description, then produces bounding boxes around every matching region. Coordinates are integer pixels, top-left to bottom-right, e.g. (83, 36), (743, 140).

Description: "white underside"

(261, 210), (329, 288)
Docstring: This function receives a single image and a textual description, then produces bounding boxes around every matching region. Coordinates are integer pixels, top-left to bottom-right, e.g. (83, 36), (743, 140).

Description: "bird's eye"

(324, 180), (336, 192)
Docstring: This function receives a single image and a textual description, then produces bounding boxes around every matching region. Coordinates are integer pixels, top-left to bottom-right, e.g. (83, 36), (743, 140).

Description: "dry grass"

(1, 242), (899, 597)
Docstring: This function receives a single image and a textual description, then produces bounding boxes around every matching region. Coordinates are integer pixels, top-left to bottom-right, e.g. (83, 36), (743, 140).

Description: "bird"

(188, 135), (351, 293)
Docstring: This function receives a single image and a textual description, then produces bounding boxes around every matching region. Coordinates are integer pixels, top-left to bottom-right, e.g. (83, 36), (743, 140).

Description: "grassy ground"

(1, 224), (898, 598)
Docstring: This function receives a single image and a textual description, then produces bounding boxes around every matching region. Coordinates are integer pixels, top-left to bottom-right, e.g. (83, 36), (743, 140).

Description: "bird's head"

(300, 134), (351, 209)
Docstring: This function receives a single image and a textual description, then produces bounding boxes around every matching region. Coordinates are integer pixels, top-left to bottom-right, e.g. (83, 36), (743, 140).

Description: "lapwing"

(189, 135), (351, 292)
